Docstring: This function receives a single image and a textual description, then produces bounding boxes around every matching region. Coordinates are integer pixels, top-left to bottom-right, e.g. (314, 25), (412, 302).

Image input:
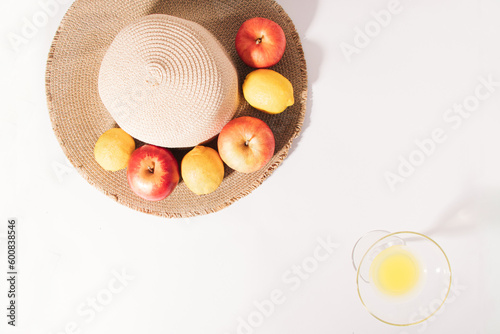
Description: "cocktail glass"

(352, 230), (452, 326)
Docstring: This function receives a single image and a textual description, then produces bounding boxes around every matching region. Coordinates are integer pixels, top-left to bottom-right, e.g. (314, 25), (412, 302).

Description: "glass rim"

(355, 231), (453, 327)
(351, 229), (390, 272)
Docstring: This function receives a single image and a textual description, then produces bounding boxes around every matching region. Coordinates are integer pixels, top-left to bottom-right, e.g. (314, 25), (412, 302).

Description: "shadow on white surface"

(280, 0), (323, 156)
(423, 189), (500, 237)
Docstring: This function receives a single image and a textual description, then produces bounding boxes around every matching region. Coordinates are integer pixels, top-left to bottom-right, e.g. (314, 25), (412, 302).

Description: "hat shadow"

(280, 0), (322, 156)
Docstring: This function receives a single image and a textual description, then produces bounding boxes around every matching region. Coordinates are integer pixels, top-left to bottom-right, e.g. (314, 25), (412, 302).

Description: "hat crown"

(98, 14), (239, 148)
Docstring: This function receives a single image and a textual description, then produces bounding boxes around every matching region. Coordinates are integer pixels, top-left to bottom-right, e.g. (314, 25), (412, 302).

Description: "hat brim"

(46, 0), (307, 218)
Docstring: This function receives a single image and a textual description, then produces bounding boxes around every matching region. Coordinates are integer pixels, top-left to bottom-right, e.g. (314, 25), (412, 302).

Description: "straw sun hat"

(46, 0), (308, 218)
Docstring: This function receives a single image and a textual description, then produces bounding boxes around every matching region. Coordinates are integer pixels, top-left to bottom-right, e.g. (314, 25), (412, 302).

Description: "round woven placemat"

(46, 0), (308, 218)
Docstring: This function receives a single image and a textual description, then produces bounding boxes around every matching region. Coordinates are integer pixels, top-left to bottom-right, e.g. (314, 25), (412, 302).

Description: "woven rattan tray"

(46, 0), (307, 218)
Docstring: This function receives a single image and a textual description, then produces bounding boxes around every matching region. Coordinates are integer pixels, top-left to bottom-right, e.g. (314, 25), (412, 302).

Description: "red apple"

(218, 116), (275, 173)
(235, 17), (286, 68)
(127, 145), (179, 201)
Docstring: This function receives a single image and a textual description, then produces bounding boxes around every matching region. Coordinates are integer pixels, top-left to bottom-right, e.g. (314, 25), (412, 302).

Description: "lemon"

(94, 128), (135, 171)
(242, 69), (294, 114)
(181, 146), (225, 195)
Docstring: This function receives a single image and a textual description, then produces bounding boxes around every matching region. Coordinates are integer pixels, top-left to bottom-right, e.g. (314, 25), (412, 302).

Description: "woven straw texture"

(99, 14), (239, 148)
(46, 0), (307, 218)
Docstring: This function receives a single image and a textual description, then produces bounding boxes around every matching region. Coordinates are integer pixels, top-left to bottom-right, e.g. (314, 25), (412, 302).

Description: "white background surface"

(1, 0), (500, 333)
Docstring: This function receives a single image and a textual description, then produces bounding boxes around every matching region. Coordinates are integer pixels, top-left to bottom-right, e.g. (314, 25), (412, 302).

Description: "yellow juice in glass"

(369, 245), (421, 296)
